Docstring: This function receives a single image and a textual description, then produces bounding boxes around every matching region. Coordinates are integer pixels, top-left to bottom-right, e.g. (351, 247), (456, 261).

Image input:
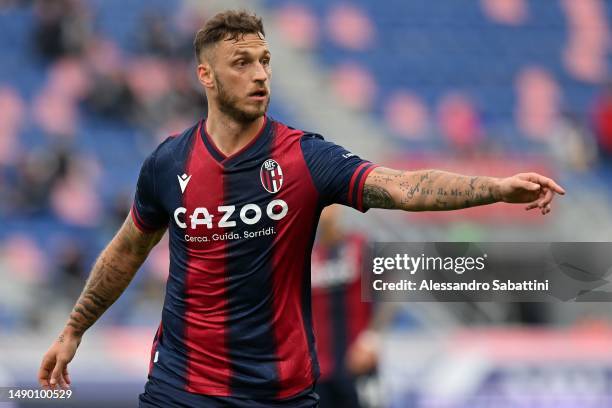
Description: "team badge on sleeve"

(260, 159), (283, 193)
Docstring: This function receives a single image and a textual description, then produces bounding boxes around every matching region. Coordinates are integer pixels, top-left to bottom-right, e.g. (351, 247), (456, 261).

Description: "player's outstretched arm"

(363, 167), (565, 214)
(38, 213), (166, 389)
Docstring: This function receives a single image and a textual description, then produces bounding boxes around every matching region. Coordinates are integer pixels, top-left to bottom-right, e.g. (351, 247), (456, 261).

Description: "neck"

(205, 105), (265, 157)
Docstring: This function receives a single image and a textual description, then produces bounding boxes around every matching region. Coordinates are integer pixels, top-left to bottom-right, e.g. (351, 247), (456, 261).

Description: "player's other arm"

(38, 214), (166, 389)
(363, 167), (565, 214)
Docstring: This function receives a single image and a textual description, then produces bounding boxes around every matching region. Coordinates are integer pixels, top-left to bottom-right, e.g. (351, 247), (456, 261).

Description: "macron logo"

(178, 173), (192, 194)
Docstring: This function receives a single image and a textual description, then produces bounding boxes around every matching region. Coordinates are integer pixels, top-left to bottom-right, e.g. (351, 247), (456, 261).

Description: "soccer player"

(311, 205), (376, 408)
(38, 10), (565, 408)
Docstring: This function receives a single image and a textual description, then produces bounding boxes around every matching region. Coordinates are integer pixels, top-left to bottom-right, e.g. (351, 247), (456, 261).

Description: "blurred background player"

(311, 205), (377, 408)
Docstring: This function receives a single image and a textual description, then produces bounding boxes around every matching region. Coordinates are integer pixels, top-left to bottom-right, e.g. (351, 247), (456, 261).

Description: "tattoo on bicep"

(363, 184), (395, 209)
(122, 218), (165, 256)
(65, 219), (163, 336)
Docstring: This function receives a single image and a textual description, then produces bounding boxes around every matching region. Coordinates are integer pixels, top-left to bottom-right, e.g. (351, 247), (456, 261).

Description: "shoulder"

(270, 117), (323, 144)
(272, 120), (333, 165)
(300, 132), (325, 143)
(147, 122), (200, 167)
(299, 132), (345, 158)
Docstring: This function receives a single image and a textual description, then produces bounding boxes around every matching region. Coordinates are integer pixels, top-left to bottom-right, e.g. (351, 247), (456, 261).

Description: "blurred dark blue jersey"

(311, 234), (371, 380)
(131, 116), (377, 400)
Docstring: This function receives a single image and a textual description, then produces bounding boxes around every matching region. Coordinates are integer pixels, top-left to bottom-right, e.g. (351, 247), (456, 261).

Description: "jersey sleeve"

(300, 133), (379, 212)
(131, 152), (167, 232)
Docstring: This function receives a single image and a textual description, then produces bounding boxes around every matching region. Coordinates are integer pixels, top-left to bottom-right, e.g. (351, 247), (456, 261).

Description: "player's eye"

(236, 59), (248, 67)
(262, 57), (270, 66)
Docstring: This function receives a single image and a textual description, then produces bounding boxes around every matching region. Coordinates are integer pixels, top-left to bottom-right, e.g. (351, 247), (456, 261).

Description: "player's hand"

(346, 331), (379, 376)
(38, 332), (81, 389)
(497, 172), (565, 215)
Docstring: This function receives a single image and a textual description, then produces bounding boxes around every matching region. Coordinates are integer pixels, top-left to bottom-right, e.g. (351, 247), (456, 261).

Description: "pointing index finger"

(529, 173), (565, 195)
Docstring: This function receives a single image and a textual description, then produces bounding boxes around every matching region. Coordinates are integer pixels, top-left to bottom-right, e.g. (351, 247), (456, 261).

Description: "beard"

(215, 76), (269, 123)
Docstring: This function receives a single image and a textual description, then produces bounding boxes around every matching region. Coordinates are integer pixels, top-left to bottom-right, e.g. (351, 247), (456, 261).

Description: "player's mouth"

(248, 89), (268, 101)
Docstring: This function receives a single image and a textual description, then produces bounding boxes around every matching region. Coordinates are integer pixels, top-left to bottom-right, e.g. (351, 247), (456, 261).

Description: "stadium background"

(0, 0), (612, 406)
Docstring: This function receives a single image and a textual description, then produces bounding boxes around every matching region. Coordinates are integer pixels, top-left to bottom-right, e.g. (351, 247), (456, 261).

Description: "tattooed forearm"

(363, 185), (395, 209)
(65, 215), (166, 337)
(363, 167), (501, 211)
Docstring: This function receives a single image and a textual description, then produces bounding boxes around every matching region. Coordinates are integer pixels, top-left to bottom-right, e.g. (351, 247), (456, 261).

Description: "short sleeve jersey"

(310, 234), (371, 381)
(132, 117), (378, 400)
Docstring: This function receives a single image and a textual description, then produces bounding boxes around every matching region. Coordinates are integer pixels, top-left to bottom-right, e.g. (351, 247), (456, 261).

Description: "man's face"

(203, 32), (271, 123)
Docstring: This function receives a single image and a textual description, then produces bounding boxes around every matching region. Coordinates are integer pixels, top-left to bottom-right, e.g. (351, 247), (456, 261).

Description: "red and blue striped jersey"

(311, 234), (371, 381)
(131, 116), (378, 400)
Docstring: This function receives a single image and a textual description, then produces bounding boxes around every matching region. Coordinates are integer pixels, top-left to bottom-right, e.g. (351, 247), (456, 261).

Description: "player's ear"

(197, 61), (214, 90)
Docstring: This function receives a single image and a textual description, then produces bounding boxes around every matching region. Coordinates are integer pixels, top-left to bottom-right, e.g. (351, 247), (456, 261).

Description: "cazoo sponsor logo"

(173, 199), (288, 230)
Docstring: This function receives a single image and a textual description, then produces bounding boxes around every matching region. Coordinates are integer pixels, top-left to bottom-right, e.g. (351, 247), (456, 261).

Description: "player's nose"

(253, 61), (269, 82)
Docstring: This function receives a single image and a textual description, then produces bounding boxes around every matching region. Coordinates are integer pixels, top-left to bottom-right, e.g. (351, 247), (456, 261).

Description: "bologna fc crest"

(260, 159), (283, 193)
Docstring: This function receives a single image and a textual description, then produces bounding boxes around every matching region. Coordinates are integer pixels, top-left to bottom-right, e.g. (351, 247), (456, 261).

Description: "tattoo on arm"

(363, 185), (395, 209)
(66, 215), (166, 337)
(363, 167), (500, 211)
